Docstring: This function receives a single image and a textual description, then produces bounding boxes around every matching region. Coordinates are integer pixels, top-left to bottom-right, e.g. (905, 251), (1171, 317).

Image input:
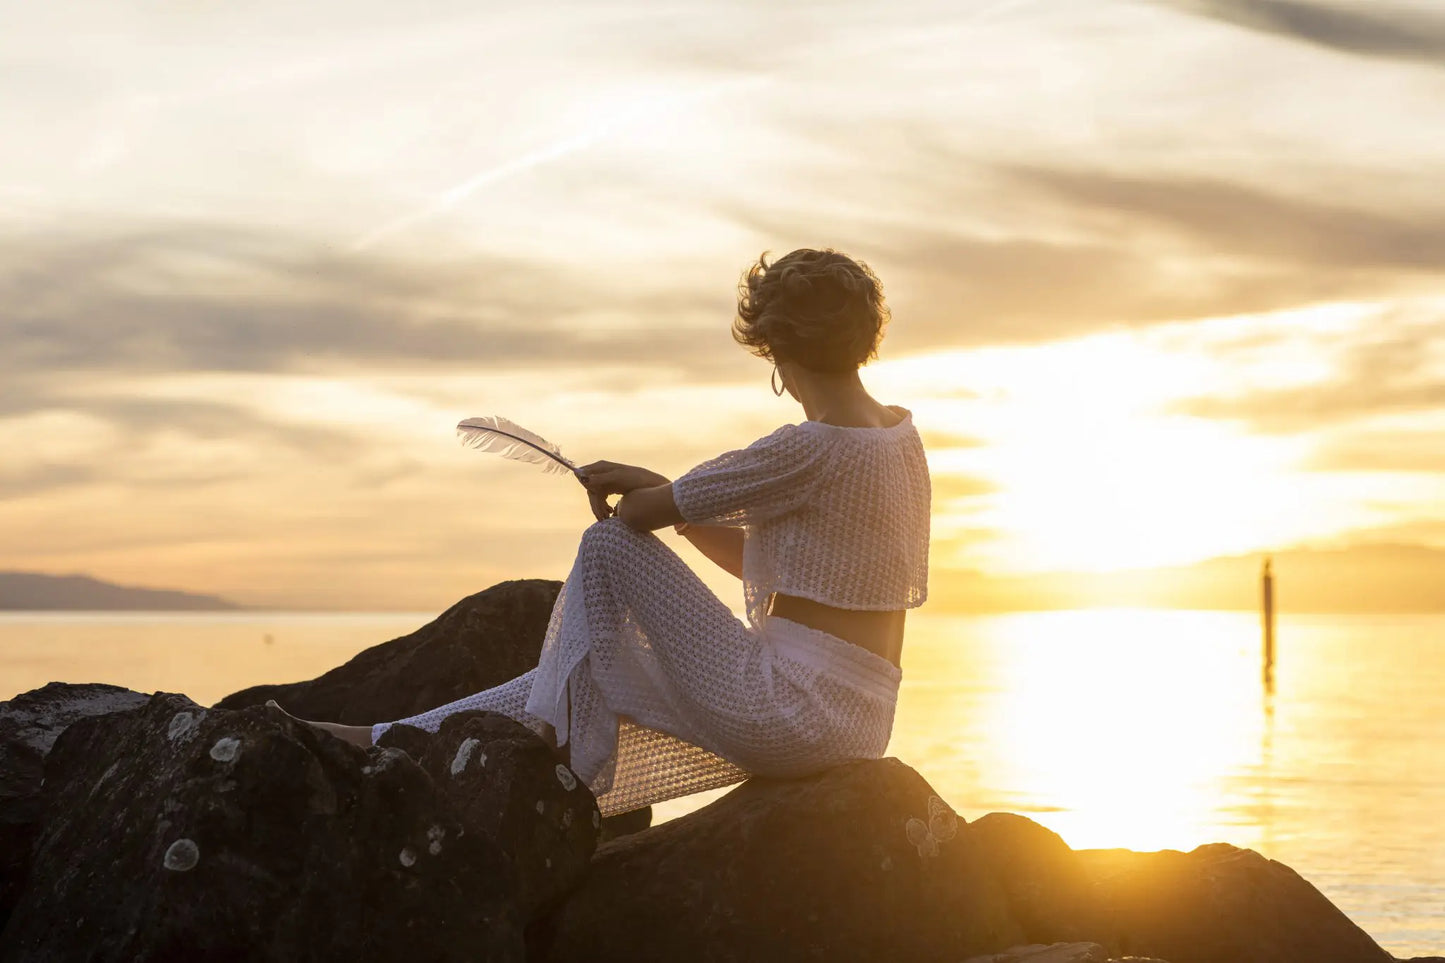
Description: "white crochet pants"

(370, 517), (902, 815)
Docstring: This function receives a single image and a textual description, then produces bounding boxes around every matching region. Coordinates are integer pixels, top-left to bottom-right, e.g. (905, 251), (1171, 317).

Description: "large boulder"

(1077, 844), (1394, 963)
(216, 579), (562, 724)
(534, 755), (1403, 963)
(1, 693), (524, 963)
(534, 757), (1023, 962)
(969, 812), (1098, 945)
(216, 580), (651, 837)
(376, 711), (600, 919)
(0, 682), (148, 925)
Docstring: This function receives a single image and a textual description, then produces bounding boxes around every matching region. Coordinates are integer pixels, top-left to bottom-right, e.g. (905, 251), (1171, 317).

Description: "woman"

(274, 248), (931, 817)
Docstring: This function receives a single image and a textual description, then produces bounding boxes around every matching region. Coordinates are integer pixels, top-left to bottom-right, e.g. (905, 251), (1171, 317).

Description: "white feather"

(456, 415), (578, 476)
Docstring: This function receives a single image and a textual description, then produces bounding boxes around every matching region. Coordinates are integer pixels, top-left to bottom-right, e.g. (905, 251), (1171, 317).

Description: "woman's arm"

(608, 484), (744, 579)
(611, 482), (744, 578)
(677, 523), (744, 580)
(613, 482), (683, 531)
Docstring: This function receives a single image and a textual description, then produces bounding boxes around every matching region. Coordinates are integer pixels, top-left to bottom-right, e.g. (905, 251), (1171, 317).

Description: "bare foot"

(265, 700), (374, 750)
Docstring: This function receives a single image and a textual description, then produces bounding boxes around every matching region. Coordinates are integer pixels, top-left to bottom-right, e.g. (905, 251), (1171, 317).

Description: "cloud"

(1148, 0), (1445, 66)
(933, 473), (999, 501)
(0, 464), (100, 498)
(0, 393), (365, 500)
(873, 228), (1366, 352)
(1300, 428), (1445, 472)
(992, 163), (1445, 274)
(12, 140), (1445, 390)
(1163, 305), (1445, 432)
(0, 223), (744, 381)
(713, 149), (1445, 353)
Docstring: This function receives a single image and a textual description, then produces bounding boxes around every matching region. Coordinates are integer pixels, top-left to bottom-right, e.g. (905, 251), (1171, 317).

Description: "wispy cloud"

(1301, 428), (1445, 473)
(1163, 304), (1445, 432)
(0, 224), (743, 381)
(350, 76), (771, 251)
(1148, 0), (1445, 66)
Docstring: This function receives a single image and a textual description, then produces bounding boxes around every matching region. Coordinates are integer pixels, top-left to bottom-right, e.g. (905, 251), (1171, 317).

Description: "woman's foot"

(265, 699), (375, 750)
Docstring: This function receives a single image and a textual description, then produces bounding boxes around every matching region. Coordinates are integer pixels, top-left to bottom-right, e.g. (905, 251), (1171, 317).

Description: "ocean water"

(1, 608), (1440, 957)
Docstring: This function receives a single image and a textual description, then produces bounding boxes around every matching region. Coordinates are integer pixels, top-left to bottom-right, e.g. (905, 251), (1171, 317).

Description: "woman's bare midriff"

(767, 592), (905, 668)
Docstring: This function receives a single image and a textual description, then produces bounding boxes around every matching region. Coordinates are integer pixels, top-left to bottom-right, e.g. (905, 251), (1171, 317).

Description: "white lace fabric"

(671, 405), (931, 625)
(371, 407), (932, 816)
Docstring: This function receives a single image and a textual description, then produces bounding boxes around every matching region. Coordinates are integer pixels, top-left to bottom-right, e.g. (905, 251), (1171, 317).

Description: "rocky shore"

(0, 579), (1439, 962)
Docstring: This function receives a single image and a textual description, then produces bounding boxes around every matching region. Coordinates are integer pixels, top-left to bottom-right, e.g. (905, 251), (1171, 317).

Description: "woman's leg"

(308, 518), (759, 807)
(265, 700), (373, 748)
(369, 666), (553, 746)
(520, 518), (770, 794)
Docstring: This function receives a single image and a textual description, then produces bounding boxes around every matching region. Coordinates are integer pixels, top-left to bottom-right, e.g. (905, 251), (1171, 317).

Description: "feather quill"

(456, 416), (579, 477)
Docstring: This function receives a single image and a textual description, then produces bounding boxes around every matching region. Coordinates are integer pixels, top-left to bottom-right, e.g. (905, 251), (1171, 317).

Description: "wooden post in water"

(1261, 556), (1275, 690)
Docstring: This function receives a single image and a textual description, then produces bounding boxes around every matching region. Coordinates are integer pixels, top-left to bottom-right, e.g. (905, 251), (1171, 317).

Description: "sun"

(872, 305), (1388, 577)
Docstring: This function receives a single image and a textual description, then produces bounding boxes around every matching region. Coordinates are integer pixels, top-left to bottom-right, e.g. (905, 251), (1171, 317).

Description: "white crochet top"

(671, 404), (931, 627)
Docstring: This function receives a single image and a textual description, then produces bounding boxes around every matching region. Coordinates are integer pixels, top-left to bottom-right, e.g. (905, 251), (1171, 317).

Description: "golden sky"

(2, 0), (1442, 611)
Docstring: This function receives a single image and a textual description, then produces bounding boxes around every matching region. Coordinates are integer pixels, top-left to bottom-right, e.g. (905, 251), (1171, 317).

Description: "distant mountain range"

(0, 572), (240, 611)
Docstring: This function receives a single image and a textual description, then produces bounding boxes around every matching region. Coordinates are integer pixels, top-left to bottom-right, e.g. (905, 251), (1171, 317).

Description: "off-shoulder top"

(670, 405), (931, 627)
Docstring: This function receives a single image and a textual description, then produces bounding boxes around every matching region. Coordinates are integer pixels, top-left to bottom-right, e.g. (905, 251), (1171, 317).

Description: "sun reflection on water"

(891, 608), (1272, 853)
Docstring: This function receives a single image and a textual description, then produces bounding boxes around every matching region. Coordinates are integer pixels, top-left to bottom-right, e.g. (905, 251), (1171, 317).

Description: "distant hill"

(0, 572), (240, 611)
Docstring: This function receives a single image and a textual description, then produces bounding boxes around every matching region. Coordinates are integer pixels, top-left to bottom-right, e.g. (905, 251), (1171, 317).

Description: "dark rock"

(216, 579), (562, 724)
(597, 806), (651, 843)
(536, 753), (1405, 963)
(970, 812), (1096, 944)
(962, 944), (1111, 963)
(377, 711), (600, 919)
(534, 757), (1023, 963)
(1, 693), (523, 963)
(960, 946), (1174, 963)
(0, 682), (148, 926)
(1077, 843), (1394, 963)
(215, 579), (652, 838)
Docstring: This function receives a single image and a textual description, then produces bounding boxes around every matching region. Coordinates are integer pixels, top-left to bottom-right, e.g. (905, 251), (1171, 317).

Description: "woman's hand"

(585, 488), (615, 522)
(576, 462), (669, 496)
(576, 461), (670, 522)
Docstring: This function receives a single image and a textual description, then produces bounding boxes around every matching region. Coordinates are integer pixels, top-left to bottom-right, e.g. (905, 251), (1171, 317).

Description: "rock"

(376, 711), (600, 919)
(535, 753), (1403, 963)
(969, 812), (1097, 944)
(596, 805), (651, 843)
(216, 579), (562, 725)
(0, 693), (523, 962)
(962, 944), (1111, 963)
(534, 757), (1023, 963)
(215, 580), (649, 840)
(0, 682), (148, 926)
(1078, 844), (1394, 963)
(960, 945), (1170, 963)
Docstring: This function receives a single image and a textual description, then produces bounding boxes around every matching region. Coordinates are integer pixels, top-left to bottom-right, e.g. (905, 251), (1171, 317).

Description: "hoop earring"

(771, 364), (785, 397)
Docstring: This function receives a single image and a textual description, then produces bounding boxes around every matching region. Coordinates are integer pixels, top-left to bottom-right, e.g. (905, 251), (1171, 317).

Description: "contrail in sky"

(348, 75), (767, 252)
(348, 0), (1040, 252)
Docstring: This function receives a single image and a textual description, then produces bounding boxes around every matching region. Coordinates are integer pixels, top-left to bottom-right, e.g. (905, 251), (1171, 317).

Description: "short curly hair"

(731, 248), (890, 373)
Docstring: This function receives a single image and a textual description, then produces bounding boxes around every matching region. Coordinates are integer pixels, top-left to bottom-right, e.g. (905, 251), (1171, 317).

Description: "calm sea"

(1, 609), (1440, 957)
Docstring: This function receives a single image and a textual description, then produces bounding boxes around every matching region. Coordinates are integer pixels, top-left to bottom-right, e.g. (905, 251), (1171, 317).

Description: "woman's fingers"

(580, 468), (623, 494)
(577, 459), (617, 476)
(588, 489), (614, 522)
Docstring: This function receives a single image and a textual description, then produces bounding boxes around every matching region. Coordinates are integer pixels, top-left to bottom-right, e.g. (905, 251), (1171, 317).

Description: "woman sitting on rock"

(275, 248), (932, 817)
